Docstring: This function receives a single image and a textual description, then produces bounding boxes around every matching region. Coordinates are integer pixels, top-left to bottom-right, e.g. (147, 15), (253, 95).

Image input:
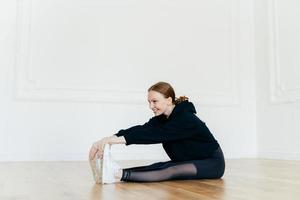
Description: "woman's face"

(147, 90), (173, 116)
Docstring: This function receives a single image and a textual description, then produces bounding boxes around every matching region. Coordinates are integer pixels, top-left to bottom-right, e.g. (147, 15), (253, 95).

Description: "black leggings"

(121, 147), (225, 182)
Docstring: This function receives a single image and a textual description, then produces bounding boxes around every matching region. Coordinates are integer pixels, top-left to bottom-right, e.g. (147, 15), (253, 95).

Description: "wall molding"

(269, 0), (300, 103)
(15, 0), (241, 106)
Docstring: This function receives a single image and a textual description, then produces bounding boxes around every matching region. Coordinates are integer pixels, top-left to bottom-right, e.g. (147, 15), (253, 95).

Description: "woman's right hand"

(89, 138), (109, 160)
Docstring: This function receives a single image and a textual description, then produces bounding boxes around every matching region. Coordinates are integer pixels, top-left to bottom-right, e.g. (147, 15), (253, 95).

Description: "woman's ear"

(167, 97), (173, 105)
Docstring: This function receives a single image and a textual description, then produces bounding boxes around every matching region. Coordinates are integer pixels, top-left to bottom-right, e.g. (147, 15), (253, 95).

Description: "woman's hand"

(89, 137), (109, 160)
(89, 135), (126, 160)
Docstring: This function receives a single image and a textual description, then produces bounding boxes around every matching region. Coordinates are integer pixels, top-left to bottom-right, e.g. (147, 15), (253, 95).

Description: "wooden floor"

(0, 159), (299, 200)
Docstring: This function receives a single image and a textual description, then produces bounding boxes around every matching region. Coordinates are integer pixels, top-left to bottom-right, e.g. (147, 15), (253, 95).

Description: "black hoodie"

(115, 100), (220, 161)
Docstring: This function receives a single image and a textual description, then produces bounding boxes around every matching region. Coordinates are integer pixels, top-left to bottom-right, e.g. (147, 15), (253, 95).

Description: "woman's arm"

(115, 117), (157, 137)
(106, 135), (126, 145)
(122, 114), (202, 145)
(89, 135), (126, 160)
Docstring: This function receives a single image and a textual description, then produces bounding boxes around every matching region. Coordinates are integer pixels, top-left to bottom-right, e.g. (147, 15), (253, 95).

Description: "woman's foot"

(114, 169), (123, 182)
(89, 157), (102, 184)
(102, 145), (122, 184)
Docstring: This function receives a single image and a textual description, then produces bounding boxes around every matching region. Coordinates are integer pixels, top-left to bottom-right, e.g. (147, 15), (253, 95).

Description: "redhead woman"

(89, 81), (225, 183)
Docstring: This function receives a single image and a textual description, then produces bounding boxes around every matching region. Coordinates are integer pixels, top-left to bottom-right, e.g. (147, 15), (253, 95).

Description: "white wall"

(255, 0), (300, 160)
(0, 0), (257, 161)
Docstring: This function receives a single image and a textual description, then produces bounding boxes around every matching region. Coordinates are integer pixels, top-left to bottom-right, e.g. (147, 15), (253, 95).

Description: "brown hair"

(148, 81), (189, 105)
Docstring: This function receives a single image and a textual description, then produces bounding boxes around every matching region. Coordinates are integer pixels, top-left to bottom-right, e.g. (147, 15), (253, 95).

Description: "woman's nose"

(149, 103), (154, 109)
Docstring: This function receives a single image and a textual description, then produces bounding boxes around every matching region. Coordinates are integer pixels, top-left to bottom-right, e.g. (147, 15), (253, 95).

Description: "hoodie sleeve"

(114, 117), (158, 137)
(120, 114), (200, 145)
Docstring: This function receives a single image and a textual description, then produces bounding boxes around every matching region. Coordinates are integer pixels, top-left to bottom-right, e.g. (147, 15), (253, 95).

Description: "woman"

(89, 81), (225, 183)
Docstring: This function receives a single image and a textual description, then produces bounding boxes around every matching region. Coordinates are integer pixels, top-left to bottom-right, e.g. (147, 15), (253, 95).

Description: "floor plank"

(0, 159), (299, 200)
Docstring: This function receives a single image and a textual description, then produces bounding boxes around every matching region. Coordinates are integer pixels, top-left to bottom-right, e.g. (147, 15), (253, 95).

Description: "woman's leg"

(121, 162), (198, 182)
(123, 160), (173, 172)
(114, 161), (173, 181)
(192, 147), (225, 179)
(121, 147), (225, 182)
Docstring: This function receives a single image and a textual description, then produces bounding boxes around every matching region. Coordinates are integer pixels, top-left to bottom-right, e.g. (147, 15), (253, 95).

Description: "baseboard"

(257, 151), (300, 160)
(7, 151), (297, 162)
(0, 152), (169, 162)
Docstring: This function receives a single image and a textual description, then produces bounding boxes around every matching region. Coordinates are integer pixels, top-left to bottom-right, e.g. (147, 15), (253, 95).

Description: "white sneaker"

(102, 145), (121, 184)
(89, 156), (103, 184)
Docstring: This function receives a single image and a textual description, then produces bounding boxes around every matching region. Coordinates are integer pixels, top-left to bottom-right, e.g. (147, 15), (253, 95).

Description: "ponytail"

(175, 95), (189, 105)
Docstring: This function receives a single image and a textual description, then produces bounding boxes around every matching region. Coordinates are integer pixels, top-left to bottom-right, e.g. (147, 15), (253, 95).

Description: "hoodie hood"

(172, 100), (197, 115)
(159, 100), (196, 121)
